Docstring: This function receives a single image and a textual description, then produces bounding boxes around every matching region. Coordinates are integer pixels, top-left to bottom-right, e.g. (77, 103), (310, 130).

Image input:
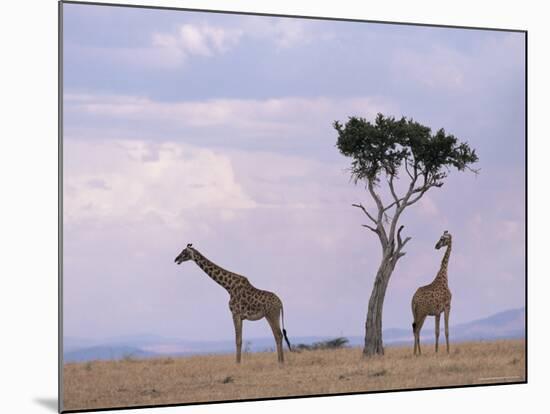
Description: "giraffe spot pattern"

(184, 247), (290, 363)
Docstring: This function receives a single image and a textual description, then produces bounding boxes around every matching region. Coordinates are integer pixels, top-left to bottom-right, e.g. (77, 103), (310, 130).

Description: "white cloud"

(247, 18), (316, 49)
(152, 23), (243, 62)
(390, 32), (524, 95)
(68, 23), (243, 70)
(67, 13), (337, 73)
(63, 139), (257, 226)
(65, 92), (395, 140)
(136, 18), (317, 69)
(273, 19), (309, 48)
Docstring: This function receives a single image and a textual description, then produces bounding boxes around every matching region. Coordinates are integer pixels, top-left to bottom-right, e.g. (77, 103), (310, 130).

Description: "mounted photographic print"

(60, 1), (527, 412)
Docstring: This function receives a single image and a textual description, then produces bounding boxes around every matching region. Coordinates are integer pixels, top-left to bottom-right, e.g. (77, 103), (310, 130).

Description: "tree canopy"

(334, 113), (479, 187)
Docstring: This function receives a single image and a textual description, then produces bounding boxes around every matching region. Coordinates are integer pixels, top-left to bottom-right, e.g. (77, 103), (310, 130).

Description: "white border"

(1, 1), (547, 413)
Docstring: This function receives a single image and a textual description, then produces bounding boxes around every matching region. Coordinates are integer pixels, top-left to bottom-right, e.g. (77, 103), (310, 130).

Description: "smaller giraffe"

(411, 230), (453, 355)
(174, 244), (292, 364)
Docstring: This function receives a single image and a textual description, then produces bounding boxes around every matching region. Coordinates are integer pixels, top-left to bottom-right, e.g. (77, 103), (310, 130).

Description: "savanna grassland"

(63, 339), (525, 411)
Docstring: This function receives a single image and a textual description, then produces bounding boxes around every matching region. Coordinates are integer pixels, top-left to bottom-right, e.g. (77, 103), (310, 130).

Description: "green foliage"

(334, 113), (479, 185)
(122, 353), (137, 363)
(296, 337), (349, 351)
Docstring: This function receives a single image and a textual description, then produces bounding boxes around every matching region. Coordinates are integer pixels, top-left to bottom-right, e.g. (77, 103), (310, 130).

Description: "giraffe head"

(435, 231), (452, 250)
(174, 243), (195, 264)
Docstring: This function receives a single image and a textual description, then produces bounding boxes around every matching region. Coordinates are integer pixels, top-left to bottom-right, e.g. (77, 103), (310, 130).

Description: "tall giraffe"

(174, 244), (292, 364)
(411, 231), (453, 355)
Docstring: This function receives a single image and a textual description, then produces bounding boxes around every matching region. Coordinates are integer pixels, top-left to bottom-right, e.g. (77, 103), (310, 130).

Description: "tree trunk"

(362, 253), (397, 357)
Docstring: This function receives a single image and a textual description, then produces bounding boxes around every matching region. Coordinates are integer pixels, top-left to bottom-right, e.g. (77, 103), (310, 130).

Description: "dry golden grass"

(63, 339), (525, 411)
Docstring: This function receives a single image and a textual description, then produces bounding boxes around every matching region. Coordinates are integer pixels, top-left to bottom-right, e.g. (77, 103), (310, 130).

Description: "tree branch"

(394, 252), (407, 261)
(389, 225), (412, 266)
(362, 224), (378, 233)
(388, 175), (400, 206)
(367, 181), (389, 246)
(387, 169), (418, 244)
(382, 174), (405, 212)
(464, 165), (481, 175)
(396, 225), (412, 252)
(405, 175), (441, 207)
(405, 187), (430, 206)
(367, 180), (385, 220)
(397, 225), (404, 246)
(352, 203), (377, 224)
(404, 158), (414, 180)
(383, 200), (399, 212)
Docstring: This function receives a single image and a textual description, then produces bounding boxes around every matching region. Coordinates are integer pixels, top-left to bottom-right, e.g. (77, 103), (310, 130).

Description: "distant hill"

(379, 306), (525, 346)
(64, 336), (98, 353)
(64, 345), (159, 363)
(63, 307), (525, 362)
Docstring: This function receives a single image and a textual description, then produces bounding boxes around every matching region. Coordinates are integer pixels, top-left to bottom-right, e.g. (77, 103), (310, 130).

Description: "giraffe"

(411, 230), (453, 355)
(174, 244), (292, 364)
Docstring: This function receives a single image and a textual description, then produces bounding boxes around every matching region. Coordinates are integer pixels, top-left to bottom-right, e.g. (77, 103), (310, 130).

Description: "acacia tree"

(334, 114), (479, 357)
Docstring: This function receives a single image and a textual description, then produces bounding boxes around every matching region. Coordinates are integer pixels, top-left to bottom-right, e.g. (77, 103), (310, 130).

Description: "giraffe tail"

(281, 305), (292, 351)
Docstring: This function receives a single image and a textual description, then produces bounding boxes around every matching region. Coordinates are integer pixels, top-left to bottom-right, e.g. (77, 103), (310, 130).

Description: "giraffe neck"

(435, 242), (452, 285)
(191, 249), (235, 292)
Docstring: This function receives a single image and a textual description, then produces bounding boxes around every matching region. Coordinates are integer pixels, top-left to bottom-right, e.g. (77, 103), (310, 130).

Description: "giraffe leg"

(266, 313), (284, 364)
(413, 320), (419, 356)
(232, 314), (243, 364)
(444, 305), (451, 354)
(435, 314), (440, 353)
(415, 315), (427, 356)
(414, 322), (421, 356)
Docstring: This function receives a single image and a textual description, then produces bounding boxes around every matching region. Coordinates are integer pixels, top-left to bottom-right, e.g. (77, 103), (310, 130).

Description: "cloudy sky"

(62, 3), (525, 343)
